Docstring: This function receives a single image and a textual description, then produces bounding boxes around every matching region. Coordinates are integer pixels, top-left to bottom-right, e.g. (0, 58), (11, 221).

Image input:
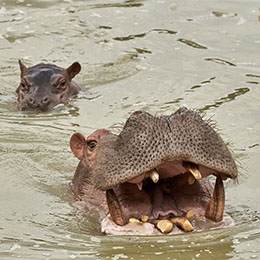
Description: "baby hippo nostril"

(28, 97), (35, 105)
(42, 97), (49, 104)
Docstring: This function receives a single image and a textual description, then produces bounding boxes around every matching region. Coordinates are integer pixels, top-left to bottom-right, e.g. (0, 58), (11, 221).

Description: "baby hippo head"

(16, 60), (81, 111)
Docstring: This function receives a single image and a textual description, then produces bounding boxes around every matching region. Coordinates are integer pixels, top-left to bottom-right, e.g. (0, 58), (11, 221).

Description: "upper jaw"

(92, 108), (238, 191)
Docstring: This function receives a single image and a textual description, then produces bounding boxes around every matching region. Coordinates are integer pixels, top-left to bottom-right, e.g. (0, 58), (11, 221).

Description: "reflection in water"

(212, 11), (238, 17)
(84, 53), (141, 85)
(87, 1), (144, 9)
(188, 77), (216, 92)
(199, 87), (249, 112)
(205, 58), (236, 66)
(246, 73), (260, 84)
(113, 32), (146, 41)
(178, 38), (207, 49)
(113, 29), (177, 41)
(96, 229), (235, 260)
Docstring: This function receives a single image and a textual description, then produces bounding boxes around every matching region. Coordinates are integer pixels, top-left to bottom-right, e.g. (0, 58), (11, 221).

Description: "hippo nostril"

(28, 97), (35, 105)
(42, 97), (49, 104)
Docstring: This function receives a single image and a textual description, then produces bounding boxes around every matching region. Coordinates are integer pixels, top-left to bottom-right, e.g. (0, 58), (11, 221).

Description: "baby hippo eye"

(57, 80), (66, 90)
(20, 83), (29, 92)
(87, 140), (97, 149)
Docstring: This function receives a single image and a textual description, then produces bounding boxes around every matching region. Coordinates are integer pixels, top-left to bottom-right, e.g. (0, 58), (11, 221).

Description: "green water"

(0, 0), (260, 259)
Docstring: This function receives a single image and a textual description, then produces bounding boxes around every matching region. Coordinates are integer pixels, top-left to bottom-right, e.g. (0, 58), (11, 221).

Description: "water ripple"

(178, 38), (207, 49)
(205, 58), (236, 66)
(198, 87), (250, 112)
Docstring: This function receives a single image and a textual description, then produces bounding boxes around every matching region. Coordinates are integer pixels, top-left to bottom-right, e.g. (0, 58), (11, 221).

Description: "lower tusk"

(106, 189), (127, 226)
(205, 175), (225, 222)
(183, 161), (202, 180)
(156, 220), (173, 234)
(170, 217), (193, 232)
(137, 182), (143, 191)
(150, 169), (159, 183)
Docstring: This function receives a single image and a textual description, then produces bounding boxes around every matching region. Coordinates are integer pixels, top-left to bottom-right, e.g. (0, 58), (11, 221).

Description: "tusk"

(137, 182), (143, 191)
(156, 220), (173, 234)
(150, 169), (159, 183)
(106, 189), (127, 226)
(183, 161), (202, 180)
(205, 175), (225, 222)
(170, 217), (193, 232)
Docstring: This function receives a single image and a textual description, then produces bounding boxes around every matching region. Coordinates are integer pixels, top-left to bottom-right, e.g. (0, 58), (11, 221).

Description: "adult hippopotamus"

(16, 60), (81, 111)
(70, 107), (238, 235)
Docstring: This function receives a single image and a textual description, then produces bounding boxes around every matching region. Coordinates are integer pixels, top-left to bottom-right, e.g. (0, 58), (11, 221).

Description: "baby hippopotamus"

(70, 108), (238, 235)
(16, 60), (81, 111)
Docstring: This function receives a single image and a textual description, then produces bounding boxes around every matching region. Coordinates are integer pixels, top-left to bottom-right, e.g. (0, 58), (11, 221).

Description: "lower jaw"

(101, 214), (234, 236)
(104, 174), (228, 235)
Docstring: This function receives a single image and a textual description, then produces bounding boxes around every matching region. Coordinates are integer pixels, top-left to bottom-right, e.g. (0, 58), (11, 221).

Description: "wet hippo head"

(16, 60), (81, 111)
(70, 107), (238, 235)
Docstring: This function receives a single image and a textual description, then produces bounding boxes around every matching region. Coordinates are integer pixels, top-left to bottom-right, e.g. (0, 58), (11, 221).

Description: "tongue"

(150, 185), (183, 219)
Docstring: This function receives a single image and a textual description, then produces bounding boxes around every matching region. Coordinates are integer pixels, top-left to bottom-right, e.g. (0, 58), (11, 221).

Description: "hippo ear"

(18, 60), (27, 78)
(66, 62), (81, 80)
(70, 132), (86, 160)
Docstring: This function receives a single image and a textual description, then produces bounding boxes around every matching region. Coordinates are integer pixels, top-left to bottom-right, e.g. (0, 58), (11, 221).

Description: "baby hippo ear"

(66, 62), (81, 80)
(70, 132), (86, 160)
(18, 60), (27, 77)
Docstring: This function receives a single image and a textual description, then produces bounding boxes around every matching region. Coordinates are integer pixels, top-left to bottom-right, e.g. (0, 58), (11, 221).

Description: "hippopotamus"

(16, 60), (81, 111)
(70, 107), (238, 235)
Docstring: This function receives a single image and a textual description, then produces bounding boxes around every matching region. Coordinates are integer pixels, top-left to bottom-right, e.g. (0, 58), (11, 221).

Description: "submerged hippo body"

(16, 60), (81, 111)
(70, 108), (238, 235)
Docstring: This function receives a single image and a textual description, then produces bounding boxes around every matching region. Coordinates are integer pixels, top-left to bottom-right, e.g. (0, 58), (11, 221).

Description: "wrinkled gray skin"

(16, 60), (81, 111)
(70, 108), (238, 235)
(92, 108), (237, 190)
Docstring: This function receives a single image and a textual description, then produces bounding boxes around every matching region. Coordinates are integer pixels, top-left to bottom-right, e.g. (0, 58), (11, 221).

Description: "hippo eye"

(87, 140), (97, 149)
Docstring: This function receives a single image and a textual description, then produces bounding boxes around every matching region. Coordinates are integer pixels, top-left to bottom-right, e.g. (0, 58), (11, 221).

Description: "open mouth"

(91, 108), (237, 235)
(104, 160), (227, 234)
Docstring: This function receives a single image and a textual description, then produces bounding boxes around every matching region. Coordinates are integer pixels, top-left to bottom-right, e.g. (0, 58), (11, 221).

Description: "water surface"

(0, 0), (260, 259)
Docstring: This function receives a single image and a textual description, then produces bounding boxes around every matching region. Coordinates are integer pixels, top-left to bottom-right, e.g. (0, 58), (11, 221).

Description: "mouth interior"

(106, 160), (226, 233)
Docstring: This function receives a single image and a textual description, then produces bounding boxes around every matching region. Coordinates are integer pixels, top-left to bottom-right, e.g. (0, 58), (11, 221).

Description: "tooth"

(141, 215), (149, 222)
(205, 175), (225, 222)
(137, 182), (143, 191)
(188, 174), (195, 185)
(150, 170), (159, 183)
(129, 218), (141, 224)
(170, 217), (193, 232)
(156, 220), (173, 234)
(183, 161), (202, 180)
(106, 189), (127, 226)
(186, 210), (194, 219)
